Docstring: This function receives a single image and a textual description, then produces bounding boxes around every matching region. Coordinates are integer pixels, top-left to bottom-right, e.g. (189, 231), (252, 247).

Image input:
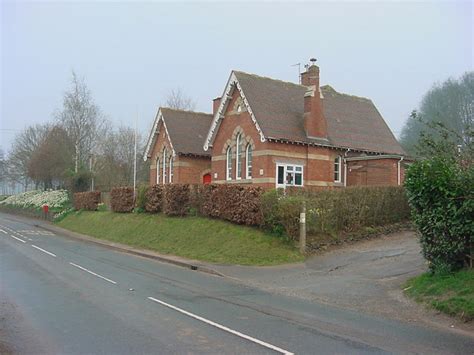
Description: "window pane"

(295, 173), (302, 186)
(295, 166), (302, 172)
(277, 166), (284, 184)
(286, 172), (294, 185)
(287, 166), (294, 171)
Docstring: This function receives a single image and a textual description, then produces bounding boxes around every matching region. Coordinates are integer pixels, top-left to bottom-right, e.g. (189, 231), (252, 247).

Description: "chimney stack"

(301, 60), (328, 139)
(212, 97), (221, 116)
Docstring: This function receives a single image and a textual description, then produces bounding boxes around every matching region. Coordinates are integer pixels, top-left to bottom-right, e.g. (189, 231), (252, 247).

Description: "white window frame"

(275, 163), (304, 188)
(245, 144), (252, 179)
(169, 156), (173, 183)
(235, 134), (242, 180)
(156, 157), (160, 184)
(334, 156), (342, 183)
(226, 146), (232, 180)
(162, 148), (167, 184)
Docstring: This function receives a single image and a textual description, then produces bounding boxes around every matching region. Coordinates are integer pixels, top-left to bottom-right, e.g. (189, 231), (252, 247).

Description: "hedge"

(199, 185), (263, 226)
(145, 185), (163, 213)
(73, 191), (101, 211)
(262, 186), (410, 240)
(163, 184), (190, 216)
(110, 187), (134, 213)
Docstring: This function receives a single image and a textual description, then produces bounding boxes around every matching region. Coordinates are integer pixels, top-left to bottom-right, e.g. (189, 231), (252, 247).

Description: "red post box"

(42, 205), (49, 219)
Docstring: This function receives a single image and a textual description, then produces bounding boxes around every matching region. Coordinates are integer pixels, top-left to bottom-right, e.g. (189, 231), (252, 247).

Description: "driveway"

(212, 231), (467, 329)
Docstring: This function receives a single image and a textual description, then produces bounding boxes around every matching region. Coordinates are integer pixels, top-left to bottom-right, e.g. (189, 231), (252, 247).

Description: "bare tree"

(27, 126), (74, 189)
(58, 71), (105, 172)
(7, 124), (51, 189)
(94, 126), (145, 190)
(164, 88), (196, 111)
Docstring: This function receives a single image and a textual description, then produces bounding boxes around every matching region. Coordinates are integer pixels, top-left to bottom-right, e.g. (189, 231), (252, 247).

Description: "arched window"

(334, 156), (342, 182)
(235, 133), (242, 179)
(162, 148), (167, 184)
(245, 144), (252, 179)
(156, 157), (160, 184)
(169, 156), (173, 183)
(226, 146), (232, 180)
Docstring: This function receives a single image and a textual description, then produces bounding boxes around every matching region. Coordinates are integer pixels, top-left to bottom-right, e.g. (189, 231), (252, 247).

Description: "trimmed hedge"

(199, 184), (264, 226)
(73, 191), (101, 211)
(110, 187), (134, 213)
(262, 186), (410, 240)
(146, 185), (163, 213)
(163, 184), (190, 216)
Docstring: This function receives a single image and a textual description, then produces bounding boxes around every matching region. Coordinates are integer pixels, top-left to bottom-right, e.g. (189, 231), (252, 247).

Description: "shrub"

(73, 191), (101, 211)
(405, 157), (473, 272)
(262, 186), (411, 240)
(110, 187), (134, 213)
(145, 185), (163, 213)
(0, 189), (70, 210)
(199, 184), (263, 226)
(163, 184), (190, 216)
(136, 185), (149, 211)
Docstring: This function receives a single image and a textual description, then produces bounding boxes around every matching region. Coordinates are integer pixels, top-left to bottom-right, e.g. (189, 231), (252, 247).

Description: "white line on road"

(69, 262), (117, 285)
(147, 296), (294, 355)
(31, 244), (57, 257)
(0, 229), (7, 234)
(10, 234), (26, 243)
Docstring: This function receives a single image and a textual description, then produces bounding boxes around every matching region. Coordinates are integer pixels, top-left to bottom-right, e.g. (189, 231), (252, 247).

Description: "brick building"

(146, 63), (407, 188)
(144, 108), (212, 185)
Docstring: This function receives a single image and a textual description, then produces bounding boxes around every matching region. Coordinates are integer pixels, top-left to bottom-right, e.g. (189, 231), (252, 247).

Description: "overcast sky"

(1, 1), (472, 154)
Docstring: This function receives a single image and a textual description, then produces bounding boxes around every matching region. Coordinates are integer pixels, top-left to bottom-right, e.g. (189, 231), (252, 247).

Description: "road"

(1, 212), (473, 354)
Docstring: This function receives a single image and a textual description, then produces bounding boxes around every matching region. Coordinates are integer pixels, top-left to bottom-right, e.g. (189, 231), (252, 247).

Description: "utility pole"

(133, 111), (138, 199)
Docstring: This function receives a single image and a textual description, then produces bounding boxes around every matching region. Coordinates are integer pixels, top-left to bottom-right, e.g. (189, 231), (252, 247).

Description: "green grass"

(57, 211), (304, 266)
(404, 269), (474, 321)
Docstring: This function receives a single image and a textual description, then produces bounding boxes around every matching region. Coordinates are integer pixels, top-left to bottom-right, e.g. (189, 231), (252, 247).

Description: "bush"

(405, 157), (473, 273)
(136, 185), (149, 211)
(145, 185), (163, 213)
(262, 186), (411, 240)
(163, 184), (190, 216)
(73, 191), (101, 211)
(0, 189), (70, 211)
(110, 187), (134, 213)
(198, 185), (264, 226)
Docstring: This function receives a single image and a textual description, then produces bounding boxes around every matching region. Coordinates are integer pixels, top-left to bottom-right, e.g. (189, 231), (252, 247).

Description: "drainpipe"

(343, 149), (350, 187)
(397, 156), (404, 186)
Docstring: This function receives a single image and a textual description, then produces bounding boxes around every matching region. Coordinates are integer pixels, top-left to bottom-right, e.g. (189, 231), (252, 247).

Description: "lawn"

(57, 211), (304, 266)
(404, 269), (474, 321)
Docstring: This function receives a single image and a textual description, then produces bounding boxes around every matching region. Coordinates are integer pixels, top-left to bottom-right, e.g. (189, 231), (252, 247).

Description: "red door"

(203, 173), (211, 184)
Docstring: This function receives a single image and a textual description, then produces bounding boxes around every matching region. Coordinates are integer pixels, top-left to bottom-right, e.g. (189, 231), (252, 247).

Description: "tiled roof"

(160, 108), (213, 156)
(234, 71), (405, 155)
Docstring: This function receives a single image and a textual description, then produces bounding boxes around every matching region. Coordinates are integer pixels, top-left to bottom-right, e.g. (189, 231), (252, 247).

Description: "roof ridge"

(161, 107), (212, 116)
(321, 85), (371, 102)
(233, 70), (305, 89)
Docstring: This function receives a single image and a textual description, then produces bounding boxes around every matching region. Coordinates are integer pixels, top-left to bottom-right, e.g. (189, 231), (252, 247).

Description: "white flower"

(0, 190), (70, 209)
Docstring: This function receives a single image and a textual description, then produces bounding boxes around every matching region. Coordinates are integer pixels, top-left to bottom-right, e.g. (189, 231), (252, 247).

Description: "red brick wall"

(148, 121), (211, 185)
(346, 158), (403, 186)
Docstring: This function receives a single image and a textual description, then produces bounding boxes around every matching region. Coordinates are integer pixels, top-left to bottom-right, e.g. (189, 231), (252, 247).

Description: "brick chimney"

(301, 63), (328, 139)
(212, 97), (221, 116)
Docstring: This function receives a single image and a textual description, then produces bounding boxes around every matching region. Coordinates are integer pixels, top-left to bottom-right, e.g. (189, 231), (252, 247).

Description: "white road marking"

(0, 229), (7, 234)
(147, 296), (294, 355)
(69, 262), (117, 285)
(31, 244), (57, 257)
(10, 235), (26, 243)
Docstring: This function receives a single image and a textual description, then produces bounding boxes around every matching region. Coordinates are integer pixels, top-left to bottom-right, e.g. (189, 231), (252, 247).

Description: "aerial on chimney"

(309, 58), (317, 65)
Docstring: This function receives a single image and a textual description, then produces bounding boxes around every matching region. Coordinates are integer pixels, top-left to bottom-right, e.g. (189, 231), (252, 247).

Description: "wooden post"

(299, 200), (306, 254)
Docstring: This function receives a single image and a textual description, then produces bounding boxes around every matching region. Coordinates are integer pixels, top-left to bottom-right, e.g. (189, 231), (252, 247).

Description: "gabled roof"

(144, 108), (213, 160)
(205, 71), (405, 155)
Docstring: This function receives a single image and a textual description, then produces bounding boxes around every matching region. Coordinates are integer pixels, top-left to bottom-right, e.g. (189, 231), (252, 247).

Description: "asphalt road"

(0, 212), (473, 354)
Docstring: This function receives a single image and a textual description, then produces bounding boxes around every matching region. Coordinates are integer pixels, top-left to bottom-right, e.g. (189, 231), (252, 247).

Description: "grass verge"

(404, 269), (474, 322)
(57, 211), (303, 266)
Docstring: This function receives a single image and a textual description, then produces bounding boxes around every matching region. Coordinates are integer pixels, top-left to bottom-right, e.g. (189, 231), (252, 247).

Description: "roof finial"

(309, 58), (317, 66)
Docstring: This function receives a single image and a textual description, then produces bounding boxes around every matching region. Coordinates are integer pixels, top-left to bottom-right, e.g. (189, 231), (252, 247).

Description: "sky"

(1, 1), (472, 154)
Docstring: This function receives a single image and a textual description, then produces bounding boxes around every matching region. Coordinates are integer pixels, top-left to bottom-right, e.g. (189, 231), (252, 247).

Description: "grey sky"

(1, 1), (472, 154)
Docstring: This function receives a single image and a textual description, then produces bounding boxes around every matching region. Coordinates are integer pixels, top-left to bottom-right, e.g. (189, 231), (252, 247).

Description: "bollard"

(299, 200), (306, 254)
